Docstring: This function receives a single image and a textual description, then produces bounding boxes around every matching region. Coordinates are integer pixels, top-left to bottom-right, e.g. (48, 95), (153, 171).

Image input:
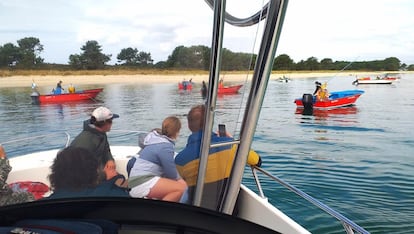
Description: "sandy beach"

(0, 71), (400, 88)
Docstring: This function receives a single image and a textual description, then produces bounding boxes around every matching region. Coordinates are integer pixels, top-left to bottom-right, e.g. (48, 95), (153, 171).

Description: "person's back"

(128, 117), (186, 202)
(46, 146), (128, 199)
(318, 82), (329, 100)
(70, 107), (125, 186)
(175, 105), (261, 210)
(54, 81), (64, 94)
(130, 130), (178, 179)
(68, 84), (75, 93)
(54, 87), (63, 94)
(71, 119), (112, 168)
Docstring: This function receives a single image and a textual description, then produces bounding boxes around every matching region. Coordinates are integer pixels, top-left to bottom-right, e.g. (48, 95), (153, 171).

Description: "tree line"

(1, 37), (413, 71)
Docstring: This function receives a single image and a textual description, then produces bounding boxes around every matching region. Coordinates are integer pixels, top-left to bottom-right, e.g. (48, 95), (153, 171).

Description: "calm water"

(1, 74), (413, 234)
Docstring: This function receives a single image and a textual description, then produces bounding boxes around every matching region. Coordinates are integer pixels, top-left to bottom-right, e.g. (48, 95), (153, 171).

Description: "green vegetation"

(1, 37), (414, 77)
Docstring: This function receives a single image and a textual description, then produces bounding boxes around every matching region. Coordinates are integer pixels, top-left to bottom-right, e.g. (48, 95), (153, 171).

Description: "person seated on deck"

(46, 146), (129, 199)
(175, 104), (262, 210)
(128, 116), (187, 202)
(0, 145), (35, 206)
(70, 107), (127, 188)
(54, 80), (64, 94)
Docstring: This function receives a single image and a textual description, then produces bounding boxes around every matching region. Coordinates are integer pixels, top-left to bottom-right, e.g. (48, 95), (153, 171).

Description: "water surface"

(1, 74), (413, 234)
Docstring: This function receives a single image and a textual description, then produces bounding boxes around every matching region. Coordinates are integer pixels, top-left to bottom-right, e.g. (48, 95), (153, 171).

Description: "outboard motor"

(302, 93), (313, 110)
(352, 79), (358, 85)
(30, 91), (40, 105)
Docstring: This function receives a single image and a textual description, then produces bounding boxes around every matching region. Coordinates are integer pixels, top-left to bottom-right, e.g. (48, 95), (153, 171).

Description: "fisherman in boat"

(175, 104), (262, 210)
(219, 78), (224, 89)
(317, 82), (330, 100)
(54, 80), (65, 94)
(31, 81), (37, 91)
(314, 81), (330, 101)
(70, 107), (127, 188)
(182, 79), (189, 90)
(68, 83), (76, 93)
(313, 81), (322, 96)
(0, 145), (35, 206)
(201, 80), (207, 99)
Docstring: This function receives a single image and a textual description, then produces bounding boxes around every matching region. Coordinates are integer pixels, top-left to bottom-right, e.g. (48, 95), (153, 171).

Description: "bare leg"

(147, 178), (187, 202)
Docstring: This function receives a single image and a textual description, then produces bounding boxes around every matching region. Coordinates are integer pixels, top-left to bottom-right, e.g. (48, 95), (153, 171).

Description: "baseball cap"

(91, 107), (119, 122)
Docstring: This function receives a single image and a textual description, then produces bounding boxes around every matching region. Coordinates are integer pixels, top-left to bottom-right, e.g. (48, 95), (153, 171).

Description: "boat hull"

(218, 84), (243, 94)
(6, 145), (309, 234)
(353, 79), (393, 85)
(294, 90), (364, 109)
(37, 88), (103, 103)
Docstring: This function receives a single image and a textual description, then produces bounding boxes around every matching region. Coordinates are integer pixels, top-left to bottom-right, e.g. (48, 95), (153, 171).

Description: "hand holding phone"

(218, 124), (226, 137)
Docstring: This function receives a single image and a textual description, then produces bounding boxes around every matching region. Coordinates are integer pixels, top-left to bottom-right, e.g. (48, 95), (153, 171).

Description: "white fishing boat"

(0, 1), (369, 233)
(352, 76), (394, 85)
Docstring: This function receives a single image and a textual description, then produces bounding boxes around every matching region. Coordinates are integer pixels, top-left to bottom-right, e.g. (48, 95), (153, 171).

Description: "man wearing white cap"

(70, 106), (126, 187)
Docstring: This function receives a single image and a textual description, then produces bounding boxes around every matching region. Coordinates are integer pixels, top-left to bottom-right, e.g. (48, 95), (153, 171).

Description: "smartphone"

(218, 124), (226, 137)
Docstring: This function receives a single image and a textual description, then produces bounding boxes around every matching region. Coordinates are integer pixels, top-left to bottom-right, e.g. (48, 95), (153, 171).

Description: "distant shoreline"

(0, 71), (410, 88)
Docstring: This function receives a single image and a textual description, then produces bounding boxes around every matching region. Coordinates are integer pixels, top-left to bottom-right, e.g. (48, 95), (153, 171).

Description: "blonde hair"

(162, 116), (181, 138)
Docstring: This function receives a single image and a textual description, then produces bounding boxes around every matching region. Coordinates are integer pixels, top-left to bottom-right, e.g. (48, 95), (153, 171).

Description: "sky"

(1, 0), (413, 66)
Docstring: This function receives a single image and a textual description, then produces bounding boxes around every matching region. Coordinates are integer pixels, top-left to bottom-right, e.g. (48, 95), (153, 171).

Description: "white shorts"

(129, 176), (160, 198)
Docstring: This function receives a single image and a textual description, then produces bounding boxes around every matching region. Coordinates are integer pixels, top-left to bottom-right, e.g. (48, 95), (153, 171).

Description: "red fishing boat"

(294, 90), (364, 109)
(31, 88), (103, 104)
(218, 84), (243, 94)
(178, 81), (193, 90)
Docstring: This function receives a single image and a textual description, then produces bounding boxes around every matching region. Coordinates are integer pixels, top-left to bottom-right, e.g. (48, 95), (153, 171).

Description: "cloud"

(1, 0), (413, 65)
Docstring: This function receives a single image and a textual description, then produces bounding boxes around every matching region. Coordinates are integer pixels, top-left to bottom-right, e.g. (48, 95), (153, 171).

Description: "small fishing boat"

(218, 84), (243, 94)
(352, 76), (393, 85)
(178, 81), (193, 90)
(294, 90), (365, 110)
(31, 88), (103, 104)
(277, 76), (290, 83)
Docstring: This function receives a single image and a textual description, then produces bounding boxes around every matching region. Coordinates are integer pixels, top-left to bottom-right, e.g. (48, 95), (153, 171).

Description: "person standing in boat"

(175, 104), (262, 210)
(313, 81), (322, 96)
(182, 79), (188, 90)
(0, 145), (35, 206)
(219, 78), (224, 89)
(46, 146), (129, 199)
(70, 107), (127, 188)
(128, 116), (187, 202)
(201, 81), (207, 99)
(54, 80), (64, 94)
